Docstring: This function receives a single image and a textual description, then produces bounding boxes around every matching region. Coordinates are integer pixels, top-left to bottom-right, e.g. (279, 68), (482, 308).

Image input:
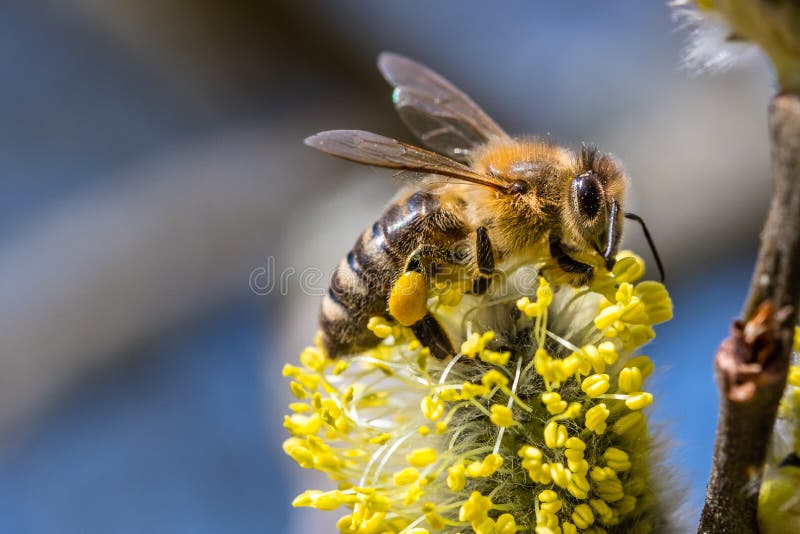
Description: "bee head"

(565, 149), (626, 271)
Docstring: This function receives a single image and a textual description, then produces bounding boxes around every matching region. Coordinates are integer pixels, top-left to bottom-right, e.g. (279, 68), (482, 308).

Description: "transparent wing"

(378, 52), (510, 161)
(305, 130), (507, 190)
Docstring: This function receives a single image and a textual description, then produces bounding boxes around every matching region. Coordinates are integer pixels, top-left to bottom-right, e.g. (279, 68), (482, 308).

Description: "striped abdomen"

(319, 190), (466, 358)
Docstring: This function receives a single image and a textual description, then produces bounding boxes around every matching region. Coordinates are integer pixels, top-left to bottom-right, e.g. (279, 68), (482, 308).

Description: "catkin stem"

(699, 94), (800, 533)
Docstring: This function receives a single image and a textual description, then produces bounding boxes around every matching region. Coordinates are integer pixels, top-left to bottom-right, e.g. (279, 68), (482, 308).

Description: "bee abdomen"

(320, 191), (457, 358)
(320, 220), (400, 358)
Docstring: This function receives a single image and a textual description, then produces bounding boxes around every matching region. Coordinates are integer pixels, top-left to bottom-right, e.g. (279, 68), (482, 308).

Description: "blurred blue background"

(0, 1), (776, 532)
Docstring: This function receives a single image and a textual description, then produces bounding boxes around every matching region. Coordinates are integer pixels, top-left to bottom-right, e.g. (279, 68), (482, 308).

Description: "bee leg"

(404, 244), (453, 274)
(388, 244), (456, 359)
(410, 313), (454, 359)
(388, 244), (450, 328)
(471, 226), (494, 295)
(549, 235), (593, 285)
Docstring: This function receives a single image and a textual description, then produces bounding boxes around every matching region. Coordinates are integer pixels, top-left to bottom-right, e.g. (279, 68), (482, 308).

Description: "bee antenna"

(624, 212), (665, 282)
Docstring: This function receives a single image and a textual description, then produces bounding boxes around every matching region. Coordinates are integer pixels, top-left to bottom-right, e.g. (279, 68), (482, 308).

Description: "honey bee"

(307, 53), (663, 360)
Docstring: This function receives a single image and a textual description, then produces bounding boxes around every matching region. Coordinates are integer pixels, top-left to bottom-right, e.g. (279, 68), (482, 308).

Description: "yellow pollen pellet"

(421, 395), (445, 421)
(393, 467), (420, 485)
(572, 503), (595, 529)
(388, 272), (428, 326)
(581, 374), (610, 398)
(407, 448), (437, 468)
(625, 392), (653, 410)
(490, 404), (515, 427)
(447, 464), (466, 491)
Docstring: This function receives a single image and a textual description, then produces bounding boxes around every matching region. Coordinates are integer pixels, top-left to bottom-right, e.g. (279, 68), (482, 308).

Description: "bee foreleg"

(548, 235), (593, 286)
(471, 226), (495, 295)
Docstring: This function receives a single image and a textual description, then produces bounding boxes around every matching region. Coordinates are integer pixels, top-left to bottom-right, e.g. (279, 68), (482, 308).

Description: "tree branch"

(698, 94), (800, 533)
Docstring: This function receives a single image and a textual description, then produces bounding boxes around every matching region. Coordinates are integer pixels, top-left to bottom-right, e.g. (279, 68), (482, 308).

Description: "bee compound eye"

(574, 173), (601, 218)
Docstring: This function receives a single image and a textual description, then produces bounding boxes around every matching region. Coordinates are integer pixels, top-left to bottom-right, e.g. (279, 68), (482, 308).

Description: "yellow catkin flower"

(490, 404), (515, 427)
(582, 374), (611, 398)
(421, 395), (445, 421)
(585, 403), (611, 435)
(407, 448), (437, 468)
(283, 252), (675, 532)
(447, 463), (466, 491)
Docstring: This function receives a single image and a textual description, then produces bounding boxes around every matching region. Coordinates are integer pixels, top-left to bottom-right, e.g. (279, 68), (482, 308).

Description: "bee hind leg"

(548, 235), (593, 286)
(410, 313), (454, 359)
(471, 226), (495, 295)
(388, 244), (457, 359)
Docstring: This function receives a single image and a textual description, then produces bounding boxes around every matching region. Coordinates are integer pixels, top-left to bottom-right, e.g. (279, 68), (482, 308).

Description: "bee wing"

(378, 52), (510, 162)
(305, 130), (507, 191)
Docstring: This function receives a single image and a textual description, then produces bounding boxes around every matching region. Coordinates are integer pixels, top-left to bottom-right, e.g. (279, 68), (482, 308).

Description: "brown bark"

(698, 94), (800, 533)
